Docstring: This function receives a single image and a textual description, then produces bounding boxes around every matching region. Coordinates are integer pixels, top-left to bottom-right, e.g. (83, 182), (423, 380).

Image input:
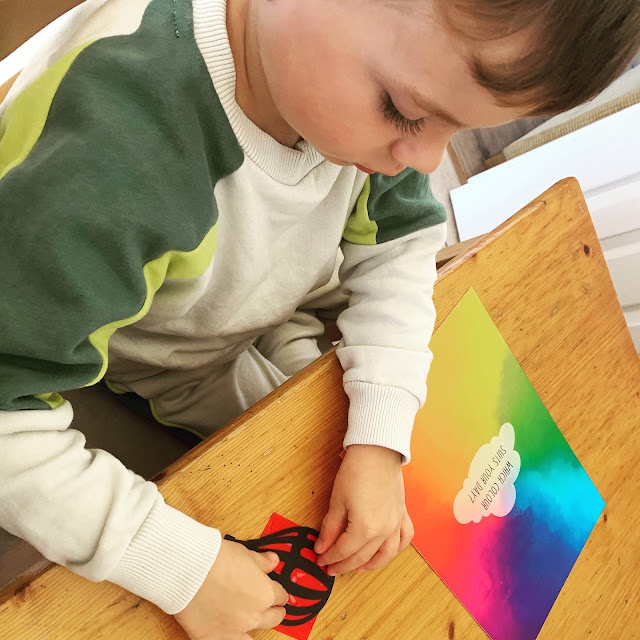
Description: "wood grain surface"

(0, 0), (84, 61)
(1, 178), (638, 639)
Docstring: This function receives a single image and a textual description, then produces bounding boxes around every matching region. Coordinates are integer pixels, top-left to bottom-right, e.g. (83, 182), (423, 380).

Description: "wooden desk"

(0, 0), (85, 61)
(1, 178), (638, 639)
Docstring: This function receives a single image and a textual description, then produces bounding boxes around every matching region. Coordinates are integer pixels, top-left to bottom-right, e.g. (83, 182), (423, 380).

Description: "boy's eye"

(382, 92), (425, 136)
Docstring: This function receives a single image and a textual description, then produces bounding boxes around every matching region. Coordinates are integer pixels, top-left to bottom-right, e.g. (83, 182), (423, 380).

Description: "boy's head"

(254, 0), (640, 175)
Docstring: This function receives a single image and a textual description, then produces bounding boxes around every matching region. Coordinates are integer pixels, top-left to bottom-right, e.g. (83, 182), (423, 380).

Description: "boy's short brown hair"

(436, 0), (640, 114)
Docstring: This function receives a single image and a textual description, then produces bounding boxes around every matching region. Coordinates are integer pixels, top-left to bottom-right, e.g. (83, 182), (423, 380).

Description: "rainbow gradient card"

(404, 288), (604, 640)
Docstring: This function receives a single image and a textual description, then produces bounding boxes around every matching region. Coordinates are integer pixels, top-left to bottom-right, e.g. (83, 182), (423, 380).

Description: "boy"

(1, 0), (638, 638)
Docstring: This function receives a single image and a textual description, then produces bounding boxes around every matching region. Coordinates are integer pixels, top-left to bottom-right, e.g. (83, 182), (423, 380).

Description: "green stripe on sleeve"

(343, 169), (447, 245)
(0, 0), (243, 412)
(0, 44), (92, 180)
(342, 176), (377, 245)
(34, 392), (66, 410)
(88, 224), (218, 383)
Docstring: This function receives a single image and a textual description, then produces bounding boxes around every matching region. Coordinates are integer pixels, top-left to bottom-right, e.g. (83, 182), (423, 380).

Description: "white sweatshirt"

(0, 0), (447, 614)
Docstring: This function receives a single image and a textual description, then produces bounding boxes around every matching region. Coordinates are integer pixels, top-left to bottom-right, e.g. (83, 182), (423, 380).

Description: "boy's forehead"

(378, 0), (539, 71)
(386, 6), (540, 119)
(379, 0), (432, 15)
(296, 0), (534, 127)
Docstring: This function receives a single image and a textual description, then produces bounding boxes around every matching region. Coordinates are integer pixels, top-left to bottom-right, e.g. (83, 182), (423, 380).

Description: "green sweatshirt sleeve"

(342, 168), (447, 246)
(0, 0), (240, 613)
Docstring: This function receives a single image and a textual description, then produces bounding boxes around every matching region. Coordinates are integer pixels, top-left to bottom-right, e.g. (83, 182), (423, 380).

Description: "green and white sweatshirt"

(0, 0), (446, 614)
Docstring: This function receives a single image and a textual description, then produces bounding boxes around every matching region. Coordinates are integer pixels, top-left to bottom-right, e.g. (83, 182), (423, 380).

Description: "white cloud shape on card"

(453, 423), (521, 524)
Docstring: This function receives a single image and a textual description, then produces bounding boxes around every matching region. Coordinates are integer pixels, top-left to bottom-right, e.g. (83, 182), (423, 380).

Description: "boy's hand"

(315, 444), (414, 576)
(174, 539), (288, 640)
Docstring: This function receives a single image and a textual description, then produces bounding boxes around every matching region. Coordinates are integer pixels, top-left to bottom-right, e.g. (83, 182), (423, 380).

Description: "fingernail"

(267, 552), (279, 562)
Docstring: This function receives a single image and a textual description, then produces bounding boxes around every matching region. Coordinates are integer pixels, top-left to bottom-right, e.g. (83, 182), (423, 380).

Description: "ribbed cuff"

(108, 495), (222, 614)
(343, 381), (419, 464)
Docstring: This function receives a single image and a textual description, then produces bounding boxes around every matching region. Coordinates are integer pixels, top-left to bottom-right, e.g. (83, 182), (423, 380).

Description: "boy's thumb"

(257, 550), (280, 573)
(315, 506), (346, 555)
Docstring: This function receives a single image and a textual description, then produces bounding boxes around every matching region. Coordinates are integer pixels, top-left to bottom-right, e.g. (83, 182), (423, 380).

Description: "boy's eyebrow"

(408, 88), (467, 129)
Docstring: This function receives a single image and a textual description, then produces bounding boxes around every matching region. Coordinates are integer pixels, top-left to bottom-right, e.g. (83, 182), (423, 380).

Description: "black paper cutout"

(225, 526), (335, 626)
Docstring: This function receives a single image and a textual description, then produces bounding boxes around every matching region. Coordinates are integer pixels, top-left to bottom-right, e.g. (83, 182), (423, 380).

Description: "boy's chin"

(319, 153), (353, 167)
(320, 154), (374, 172)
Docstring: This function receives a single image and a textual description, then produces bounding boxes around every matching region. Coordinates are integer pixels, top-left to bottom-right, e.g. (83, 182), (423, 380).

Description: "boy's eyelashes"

(381, 91), (425, 136)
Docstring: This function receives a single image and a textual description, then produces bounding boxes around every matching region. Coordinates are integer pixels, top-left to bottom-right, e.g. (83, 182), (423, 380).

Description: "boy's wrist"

(345, 444), (402, 465)
(343, 380), (419, 464)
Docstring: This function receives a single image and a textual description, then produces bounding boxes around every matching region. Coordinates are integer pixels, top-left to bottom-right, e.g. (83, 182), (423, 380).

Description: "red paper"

(260, 513), (332, 640)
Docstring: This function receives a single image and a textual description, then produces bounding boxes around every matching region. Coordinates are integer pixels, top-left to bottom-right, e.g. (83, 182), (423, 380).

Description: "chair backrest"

(0, 0), (84, 100)
(0, 0), (84, 61)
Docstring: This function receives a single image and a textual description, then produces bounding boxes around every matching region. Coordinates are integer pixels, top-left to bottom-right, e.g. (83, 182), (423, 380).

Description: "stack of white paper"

(450, 105), (640, 351)
(451, 103), (640, 243)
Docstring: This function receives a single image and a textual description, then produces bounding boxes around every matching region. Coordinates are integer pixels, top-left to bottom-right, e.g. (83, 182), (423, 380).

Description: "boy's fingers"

(326, 537), (382, 576)
(317, 526), (364, 567)
(315, 505), (347, 555)
(254, 550), (280, 573)
(257, 606), (287, 630)
(357, 529), (401, 572)
(271, 580), (289, 607)
(398, 511), (414, 553)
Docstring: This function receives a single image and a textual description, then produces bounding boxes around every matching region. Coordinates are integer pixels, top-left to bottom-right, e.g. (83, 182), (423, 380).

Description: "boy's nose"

(390, 132), (452, 175)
